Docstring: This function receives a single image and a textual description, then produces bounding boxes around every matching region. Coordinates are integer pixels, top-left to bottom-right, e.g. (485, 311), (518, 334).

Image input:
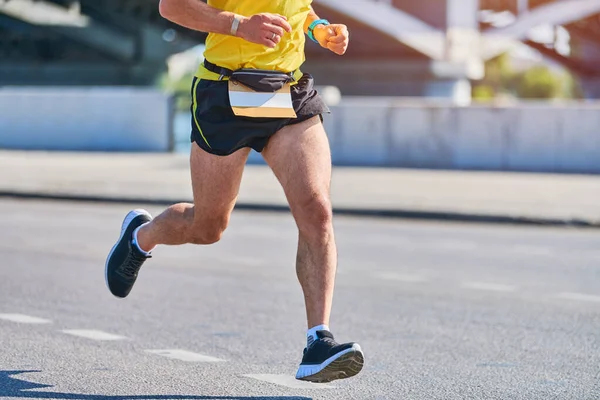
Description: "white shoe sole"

(295, 343), (364, 383)
(104, 209), (152, 296)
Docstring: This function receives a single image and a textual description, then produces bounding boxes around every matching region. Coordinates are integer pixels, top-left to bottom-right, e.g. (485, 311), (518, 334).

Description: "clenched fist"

(313, 24), (349, 55)
(237, 13), (292, 48)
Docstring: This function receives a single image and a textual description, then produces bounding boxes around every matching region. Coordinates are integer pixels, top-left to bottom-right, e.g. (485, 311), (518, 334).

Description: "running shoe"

(105, 209), (153, 298)
(296, 330), (364, 383)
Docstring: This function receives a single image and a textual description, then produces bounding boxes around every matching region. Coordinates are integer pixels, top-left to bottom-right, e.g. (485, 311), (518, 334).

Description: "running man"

(105, 0), (364, 383)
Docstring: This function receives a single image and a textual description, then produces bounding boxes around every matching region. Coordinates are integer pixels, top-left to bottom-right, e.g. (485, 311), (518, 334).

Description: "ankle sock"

(307, 324), (330, 347)
(132, 223), (154, 256)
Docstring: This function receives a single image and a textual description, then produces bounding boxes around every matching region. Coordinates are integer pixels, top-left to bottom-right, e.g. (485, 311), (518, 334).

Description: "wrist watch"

(307, 19), (330, 43)
(230, 15), (242, 36)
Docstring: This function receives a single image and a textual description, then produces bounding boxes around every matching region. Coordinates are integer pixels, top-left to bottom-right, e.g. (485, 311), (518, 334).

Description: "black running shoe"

(295, 330), (364, 383)
(105, 209), (153, 298)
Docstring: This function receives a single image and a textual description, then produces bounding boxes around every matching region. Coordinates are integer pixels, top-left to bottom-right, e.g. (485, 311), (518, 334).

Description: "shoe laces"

(119, 247), (150, 280)
(314, 330), (337, 347)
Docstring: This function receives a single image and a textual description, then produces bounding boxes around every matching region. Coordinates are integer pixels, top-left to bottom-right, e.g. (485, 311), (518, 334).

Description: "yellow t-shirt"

(196, 0), (311, 81)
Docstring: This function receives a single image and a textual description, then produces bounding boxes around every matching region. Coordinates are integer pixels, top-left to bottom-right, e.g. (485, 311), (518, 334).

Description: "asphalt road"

(0, 199), (598, 400)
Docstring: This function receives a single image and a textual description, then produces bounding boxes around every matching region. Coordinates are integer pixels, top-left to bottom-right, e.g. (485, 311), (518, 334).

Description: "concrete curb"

(1, 190), (598, 228)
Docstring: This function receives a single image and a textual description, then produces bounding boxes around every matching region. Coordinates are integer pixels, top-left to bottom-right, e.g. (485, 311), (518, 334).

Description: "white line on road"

(244, 374), (335, 389)
(0, 314), (51, 324)
(145, 349), (225, 362)
(557, 292), (600, 303)
(62, 329), (128, 341)
(462, 282), (516, 292)
(376, 272), (428, 283)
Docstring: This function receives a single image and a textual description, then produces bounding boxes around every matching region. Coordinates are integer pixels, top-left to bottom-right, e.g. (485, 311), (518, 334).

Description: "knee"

(294, 194), (333, 236)
(187, 215), (229, 245)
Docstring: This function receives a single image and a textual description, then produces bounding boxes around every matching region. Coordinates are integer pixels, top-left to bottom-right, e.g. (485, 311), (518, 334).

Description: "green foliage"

(562, 71), (585, 99)
(471, 52), (583, 100)
(158, 72), (195, 111)
(515, 66), (560, 99)
(472, 84), (495, 100)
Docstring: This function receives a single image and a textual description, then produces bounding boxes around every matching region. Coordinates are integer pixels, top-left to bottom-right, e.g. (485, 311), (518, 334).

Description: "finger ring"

(271, 32), (276, 40)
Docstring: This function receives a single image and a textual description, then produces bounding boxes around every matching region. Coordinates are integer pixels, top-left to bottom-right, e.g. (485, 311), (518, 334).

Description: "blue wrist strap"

(307, 19), (330, 43)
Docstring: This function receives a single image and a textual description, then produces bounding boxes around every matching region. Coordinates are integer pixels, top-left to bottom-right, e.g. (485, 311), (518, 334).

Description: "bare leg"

(137, 145), (250, 250)
(262, 116), (336, 328)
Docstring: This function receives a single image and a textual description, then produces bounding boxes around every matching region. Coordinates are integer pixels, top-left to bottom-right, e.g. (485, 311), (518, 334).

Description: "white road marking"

(62, 329), (127, 341)
(557, 292), (600, 303)
(376, 272), (428, 283)
(511, 245), (554, 256)
(462, 282), (516, 292)
(145, 349), (225, 362)
(244, 374), (335, 389)
(0, 314), (51, 324)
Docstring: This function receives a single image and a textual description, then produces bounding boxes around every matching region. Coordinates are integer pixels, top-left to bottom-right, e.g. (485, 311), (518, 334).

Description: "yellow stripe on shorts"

(192, 78), (212, 149)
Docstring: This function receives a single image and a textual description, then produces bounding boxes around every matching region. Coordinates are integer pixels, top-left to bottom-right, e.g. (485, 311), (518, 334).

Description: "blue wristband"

(307, 19), (330, 43)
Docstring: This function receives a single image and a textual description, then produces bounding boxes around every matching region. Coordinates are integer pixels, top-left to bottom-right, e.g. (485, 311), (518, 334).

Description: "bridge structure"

(1, 0), (599, 99)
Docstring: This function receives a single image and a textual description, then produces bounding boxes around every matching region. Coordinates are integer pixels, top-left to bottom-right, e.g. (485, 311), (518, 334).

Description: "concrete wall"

(0, 87), (173, 152)
(2, 87), (599, 173)
(319, 98), (600, 173)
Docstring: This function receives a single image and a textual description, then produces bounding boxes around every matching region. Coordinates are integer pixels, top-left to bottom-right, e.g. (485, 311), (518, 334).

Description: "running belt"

(203, 59), (297, 81)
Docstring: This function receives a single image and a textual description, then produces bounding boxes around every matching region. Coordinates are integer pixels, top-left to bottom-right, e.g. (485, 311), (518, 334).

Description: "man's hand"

(237, 13), (292, 48)
(313, 24), (349, 55)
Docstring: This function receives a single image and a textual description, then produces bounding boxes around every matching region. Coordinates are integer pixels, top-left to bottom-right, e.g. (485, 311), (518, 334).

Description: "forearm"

(303, 6), (321, 34)
(159, 0), (235, 35)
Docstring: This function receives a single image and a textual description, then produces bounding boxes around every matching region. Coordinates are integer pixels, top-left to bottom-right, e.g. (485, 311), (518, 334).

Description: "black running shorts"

(190, 73), (330, 156)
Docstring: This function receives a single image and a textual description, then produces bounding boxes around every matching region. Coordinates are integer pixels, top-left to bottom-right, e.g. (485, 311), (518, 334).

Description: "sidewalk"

(0, 150), (599, 227)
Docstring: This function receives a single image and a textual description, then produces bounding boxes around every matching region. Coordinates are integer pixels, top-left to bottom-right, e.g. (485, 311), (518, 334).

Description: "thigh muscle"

(261, 116), (332, 220)
(190, 144), (250, 223)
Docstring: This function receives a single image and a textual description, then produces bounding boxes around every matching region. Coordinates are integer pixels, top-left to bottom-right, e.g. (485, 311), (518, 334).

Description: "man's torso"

(196, 0), (312, 81)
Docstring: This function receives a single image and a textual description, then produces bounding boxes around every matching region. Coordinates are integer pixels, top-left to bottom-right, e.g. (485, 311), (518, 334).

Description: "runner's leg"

(261, 116), (335, 329)
(105, 136), (249, 299)
(263, 116), (363, 383)
(136, 144), (250, 250)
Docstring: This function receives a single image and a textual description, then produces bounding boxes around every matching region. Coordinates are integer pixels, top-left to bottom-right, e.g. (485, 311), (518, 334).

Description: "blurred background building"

(2, 0), (600, 99)
(1, 0), (599, 171)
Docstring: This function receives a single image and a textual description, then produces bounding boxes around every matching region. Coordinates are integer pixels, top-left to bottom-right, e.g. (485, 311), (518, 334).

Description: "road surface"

(0, 199), (598, 399)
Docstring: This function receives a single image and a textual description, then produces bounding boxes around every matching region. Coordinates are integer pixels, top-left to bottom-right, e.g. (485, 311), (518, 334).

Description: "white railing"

(314, 0), (445, 60)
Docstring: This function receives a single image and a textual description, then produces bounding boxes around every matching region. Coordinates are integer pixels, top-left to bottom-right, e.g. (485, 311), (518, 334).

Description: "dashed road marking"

(0, 313), (51, 324)
(244, 374), (335, 389)
(462, 282), (516, 292)
(62, 329), (128, 341)
(557, 292), (600, 303)
(145, 349), (225, 362)
(376, 272), (428, 283)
